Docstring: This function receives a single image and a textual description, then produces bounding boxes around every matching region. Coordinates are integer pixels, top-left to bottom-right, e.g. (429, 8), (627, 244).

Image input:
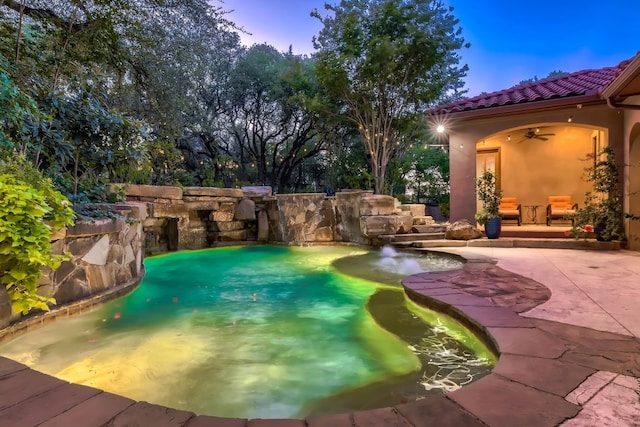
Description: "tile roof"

(430, 57), (634, 115)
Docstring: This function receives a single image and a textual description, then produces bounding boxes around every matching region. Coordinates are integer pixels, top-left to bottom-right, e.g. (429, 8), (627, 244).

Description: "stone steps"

(411, 215), (436, 226)
(393, 232), (446, 242)
(411, 224), (448, 233)
(411, 239), (467, 248)
(410, 237), (620, 250)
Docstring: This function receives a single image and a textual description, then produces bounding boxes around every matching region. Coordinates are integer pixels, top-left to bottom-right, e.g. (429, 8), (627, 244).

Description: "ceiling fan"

(517, 128), (555, 143)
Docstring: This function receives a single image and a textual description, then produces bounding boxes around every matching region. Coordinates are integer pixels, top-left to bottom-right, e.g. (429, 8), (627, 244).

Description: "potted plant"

(475, 169), (503, 239)
(571, 146), (623, 241)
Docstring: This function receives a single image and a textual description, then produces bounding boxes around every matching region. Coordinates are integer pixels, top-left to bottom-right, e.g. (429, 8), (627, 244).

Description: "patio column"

(449, 131), (478, 223)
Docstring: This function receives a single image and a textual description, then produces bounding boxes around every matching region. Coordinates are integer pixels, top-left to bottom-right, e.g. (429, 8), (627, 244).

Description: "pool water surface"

(0, 245), (494, 418)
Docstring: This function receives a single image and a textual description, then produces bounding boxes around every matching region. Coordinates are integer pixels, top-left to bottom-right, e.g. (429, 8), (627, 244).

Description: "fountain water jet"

(376, 245), (424, 276)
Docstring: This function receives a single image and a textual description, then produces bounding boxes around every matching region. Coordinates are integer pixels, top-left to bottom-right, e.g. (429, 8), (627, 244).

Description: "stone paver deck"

(1, 247), (640, 426)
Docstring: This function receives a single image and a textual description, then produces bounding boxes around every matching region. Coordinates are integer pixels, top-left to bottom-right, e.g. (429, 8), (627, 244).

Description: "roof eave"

(601, 52), (640, 100)
(432, 93), (603, 121)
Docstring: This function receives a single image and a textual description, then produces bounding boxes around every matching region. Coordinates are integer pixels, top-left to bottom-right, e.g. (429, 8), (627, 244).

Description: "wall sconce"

(507, 135), (511, 141)
(567, 116), (573, 123)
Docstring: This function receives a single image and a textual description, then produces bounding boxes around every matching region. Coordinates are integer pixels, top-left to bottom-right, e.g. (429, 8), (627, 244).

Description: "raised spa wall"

(120, 184), (428, 252)
(0, 203), (145, 331)
(0, 185), (429, 329)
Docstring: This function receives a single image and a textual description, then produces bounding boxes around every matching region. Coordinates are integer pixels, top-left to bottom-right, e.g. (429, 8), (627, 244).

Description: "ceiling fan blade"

(535, 136), (549, 141)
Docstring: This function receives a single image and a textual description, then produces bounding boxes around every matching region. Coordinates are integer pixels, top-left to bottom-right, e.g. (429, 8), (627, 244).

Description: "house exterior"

(428, 52), (640, 250)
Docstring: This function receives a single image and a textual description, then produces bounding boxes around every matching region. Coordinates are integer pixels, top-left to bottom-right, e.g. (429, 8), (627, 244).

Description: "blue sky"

(222, 0), (640, 97)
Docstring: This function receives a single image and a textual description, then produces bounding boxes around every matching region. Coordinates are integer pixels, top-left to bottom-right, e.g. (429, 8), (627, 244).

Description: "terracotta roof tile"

(430, 58), (633, 114)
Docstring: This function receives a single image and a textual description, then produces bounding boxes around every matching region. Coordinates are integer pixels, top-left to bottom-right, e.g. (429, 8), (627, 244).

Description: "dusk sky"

(223, 0), (640, 97)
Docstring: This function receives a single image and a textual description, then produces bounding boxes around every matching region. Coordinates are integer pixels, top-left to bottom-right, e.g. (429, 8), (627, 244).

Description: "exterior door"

(476, 148), (501, 212)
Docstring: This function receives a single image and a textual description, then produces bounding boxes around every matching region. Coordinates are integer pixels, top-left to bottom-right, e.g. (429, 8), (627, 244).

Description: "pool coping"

(0, 272), (144, 345)
(1, 249), (639, 426)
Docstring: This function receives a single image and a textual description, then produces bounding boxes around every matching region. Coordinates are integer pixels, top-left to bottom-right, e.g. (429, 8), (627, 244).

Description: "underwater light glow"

(0, 245), (494, 419)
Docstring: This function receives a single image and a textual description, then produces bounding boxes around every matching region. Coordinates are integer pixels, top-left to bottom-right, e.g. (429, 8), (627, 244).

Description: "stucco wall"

(624, 100), (640, 250)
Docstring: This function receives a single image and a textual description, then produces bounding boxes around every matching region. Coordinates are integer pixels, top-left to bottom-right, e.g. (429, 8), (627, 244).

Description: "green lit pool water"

(0, 245), (495, 419)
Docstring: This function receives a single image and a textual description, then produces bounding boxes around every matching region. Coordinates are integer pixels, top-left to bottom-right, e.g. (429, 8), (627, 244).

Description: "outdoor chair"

(546, 196), (578, 225)
(499, 197), (521, 225)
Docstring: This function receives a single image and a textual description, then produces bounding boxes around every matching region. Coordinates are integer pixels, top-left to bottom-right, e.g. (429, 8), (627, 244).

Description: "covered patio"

(497, 224), (573, 239)
(429, 52), (640, 250)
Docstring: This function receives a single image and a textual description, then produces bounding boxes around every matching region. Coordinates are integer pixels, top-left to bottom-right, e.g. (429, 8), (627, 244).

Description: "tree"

(210, 45), (337, 192)
(0, 54), (43, 156)
(107, 0), (243, 186)
(312, 0), (468, 194)
(571, 146), (624, 241)
(1, 53), (150, 204)
(401, 143), (449, 204)
(0, 0), (241, 190)
(517, 70), (568, 87)
(0, 0), (136, 90)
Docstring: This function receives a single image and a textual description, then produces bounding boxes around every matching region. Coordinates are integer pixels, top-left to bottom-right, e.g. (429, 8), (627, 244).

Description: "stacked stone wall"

(0, 203), (146, 329)
(266, 193), (336, 244)
(123, 184), (254, 253)
(119, 185), (423, 250)
(48, 215), (143, 305)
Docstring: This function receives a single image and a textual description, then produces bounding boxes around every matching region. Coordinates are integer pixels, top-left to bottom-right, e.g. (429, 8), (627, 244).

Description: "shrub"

(571, 146), (623, 241)
(0, 160), (74, 314)
(475, 169), (502, 225)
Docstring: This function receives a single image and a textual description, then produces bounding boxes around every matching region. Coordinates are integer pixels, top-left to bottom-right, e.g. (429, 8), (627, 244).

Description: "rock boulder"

(445, 219), (482, 240)
(234, 198), (256, 221)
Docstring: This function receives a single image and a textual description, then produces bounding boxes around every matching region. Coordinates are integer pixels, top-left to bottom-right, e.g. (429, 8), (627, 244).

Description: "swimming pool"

(0, 245), (494, 419)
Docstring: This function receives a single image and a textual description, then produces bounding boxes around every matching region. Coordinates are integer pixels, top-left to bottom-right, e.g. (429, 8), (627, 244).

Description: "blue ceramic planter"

(485, 217), (502, 239)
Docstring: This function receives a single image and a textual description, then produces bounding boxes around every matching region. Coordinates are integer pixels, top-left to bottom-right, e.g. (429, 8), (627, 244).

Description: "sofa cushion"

(551, 209), (576, 216)
(499, 197), (519, 211)
(548, 196), (576, 211)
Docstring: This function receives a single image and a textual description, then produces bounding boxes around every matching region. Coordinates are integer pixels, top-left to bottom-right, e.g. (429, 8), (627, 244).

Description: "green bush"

(475, 169), (502, 225)
(439, 200), (450, 219)
(0, 162), (74, 314)
(571, 146), (623, 241)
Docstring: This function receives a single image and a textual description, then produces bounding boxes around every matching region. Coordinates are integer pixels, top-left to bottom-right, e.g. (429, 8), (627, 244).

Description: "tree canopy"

(0, 0), (462, 201)
(517, 70), (568, 87)
(312, 0), (468, 193)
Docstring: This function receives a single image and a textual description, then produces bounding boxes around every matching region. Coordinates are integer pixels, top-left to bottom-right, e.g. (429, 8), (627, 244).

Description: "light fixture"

(507, 135), (511, 141)
(535, 128), (540, 133)
(568, 116), (573, 123)
(426, 112), (451, 141)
